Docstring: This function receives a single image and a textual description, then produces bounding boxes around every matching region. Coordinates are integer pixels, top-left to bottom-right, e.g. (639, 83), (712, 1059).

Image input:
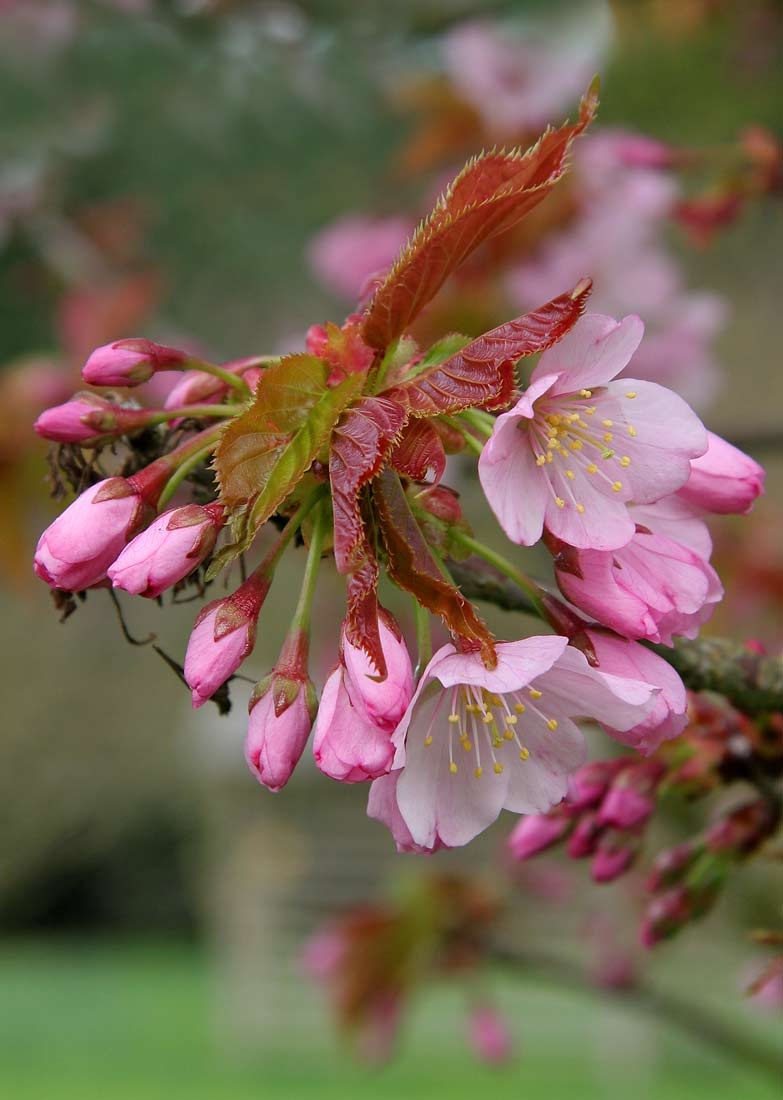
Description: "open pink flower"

(33, 477), (151, 591)
(478, 313), (708, 550)
(551, 498), (723, 644)
(584, 629), (687, 753)
(108, 502), (224, 598)
(313, 615), (414, 783)
(368, 637), (657, 850)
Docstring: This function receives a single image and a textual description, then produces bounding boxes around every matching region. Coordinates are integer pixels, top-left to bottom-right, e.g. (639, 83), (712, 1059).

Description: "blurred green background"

(1, 2), (782, 1097)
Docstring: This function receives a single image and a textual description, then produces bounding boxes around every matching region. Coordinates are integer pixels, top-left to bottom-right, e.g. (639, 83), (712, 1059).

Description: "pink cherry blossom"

(82, 338), (188, 387)
(33, 477), (150, 591)
(307, 214), (413, 301)
(677, 430), (765, 515)
(245, 679), (314, 792)
(108, 502), (224, 598)
(441, 9), (611, 136)
(368, 637), (657, 850)
(479, 313), (708, 551)
(551, 498), (723, 645)
(584, 629), (687, 753)
(313, 616), (414, 783)
(467, 1003), (513, 1065)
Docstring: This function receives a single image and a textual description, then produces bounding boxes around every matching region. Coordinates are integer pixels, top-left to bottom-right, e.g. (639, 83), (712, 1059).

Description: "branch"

(448, 555), (783, 716)
(489, 945), (783, 1086)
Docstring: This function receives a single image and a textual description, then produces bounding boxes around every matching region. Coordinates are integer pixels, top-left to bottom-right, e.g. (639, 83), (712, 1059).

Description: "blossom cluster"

(32, 92), (765, 855)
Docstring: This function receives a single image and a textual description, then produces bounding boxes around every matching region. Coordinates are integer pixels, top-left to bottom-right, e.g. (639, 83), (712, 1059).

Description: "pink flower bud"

(184, 579), (269, 707)
(584, 630), (687, 754)
(34, 393), (116, 443)
(597, 762), (664, 830)
(82, 338), (188, 387)
(108, 503), (224, 598)
(307, 214), (412, 301)
(467, 1003), (513, 1066)
(640, 886), (692, 948)
(678, 431), (765, 515)
(33, 478), (150, 591)
(245, 674), (316, 792)
(567, 759), (625, 811)
(566, 812), (603, 859)
(508, 813), (570, 861)
(313, 613), (414, 784)
(646, 841), (698, 893)
(341, 614), (414, 731)
(591, 831), (638, 883)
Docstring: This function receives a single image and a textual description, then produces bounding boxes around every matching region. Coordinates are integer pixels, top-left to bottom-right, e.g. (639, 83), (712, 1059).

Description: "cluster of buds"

(641, 797), (780, 947)
(31, 87), (771, 857)
(509, 757), (666, 883)
(301, 874), (506, 1064)
(510, 691), (783, 945)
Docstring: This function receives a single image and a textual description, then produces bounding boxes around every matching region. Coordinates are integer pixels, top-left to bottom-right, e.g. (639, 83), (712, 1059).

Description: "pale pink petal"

(533, 314), (645, 393)
(428, 636), (568, 693)
(313, 669), (395, 783)
(479, 414), (551, 545)
(503, 708), (585, 814)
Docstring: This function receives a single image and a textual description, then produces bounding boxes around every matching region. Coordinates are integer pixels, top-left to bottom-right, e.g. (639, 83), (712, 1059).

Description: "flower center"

(422, 682), (559, 779)
(523, 388), (639, 514)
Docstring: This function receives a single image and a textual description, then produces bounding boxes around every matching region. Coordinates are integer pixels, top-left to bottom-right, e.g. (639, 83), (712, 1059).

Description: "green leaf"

(212, 354), (363, 571)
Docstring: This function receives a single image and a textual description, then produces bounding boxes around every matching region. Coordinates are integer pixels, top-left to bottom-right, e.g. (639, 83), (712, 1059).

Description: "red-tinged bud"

(640, 886), (693, 948)
(508, 813), (571, 861)
(33, 477), (152, 591)
(591, 830), (638, 883)
(184, 571), (271, 707)
(108, 502), (225, 598)
(566, 812), (603, 859)
(598, 761), (664, 830)
(646, 841), (699, 893)
(539, 593), (597, 665)
(567, 759), (625, 811)
(245, 670), (317, 793)
(678, 431), (765, 516)
(467, 1003), (513, 1066)
(82, 338), (189, 387)
(416, 485), (465, 528)
(705, 799), (780, 858)
(675, 192), (744, 247)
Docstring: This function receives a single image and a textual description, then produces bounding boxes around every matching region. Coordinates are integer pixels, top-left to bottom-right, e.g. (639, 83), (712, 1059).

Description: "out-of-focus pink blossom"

(82, 338), (188, 387)
(479, 313), (707, 551)
(33, 477), (151, 591)
(678, 430), (765, 515)
(108, 502), (224, 597)
(441, 9), (611, 136)
(467, 1003), (513, 1065)
(369, 637), (656, 850)
(245, 676), (315, 792)
(584, 629), (687, 753)
(307, 214), (413, 301)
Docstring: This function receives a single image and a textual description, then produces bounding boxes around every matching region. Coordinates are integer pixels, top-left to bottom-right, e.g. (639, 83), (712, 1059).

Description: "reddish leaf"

(362, 80), (599, 350)
(330, 396), (409, 574)
(382, 279), (592, 417)
(389, 419), (446, 482)
(213, 355), (363, 572)
(344, 555), (386, 677)
(373, 469), (496, 666)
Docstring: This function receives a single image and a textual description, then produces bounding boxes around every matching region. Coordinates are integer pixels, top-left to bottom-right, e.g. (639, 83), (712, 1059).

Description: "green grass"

(0, 938), (779, 1100)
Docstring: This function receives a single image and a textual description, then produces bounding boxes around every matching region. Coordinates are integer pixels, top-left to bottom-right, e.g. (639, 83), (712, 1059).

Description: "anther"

(449, 761), (458, 775)
(612, 481), (622, 492)
(547, 718), (558, 731)
(493, 762), (504, 775)
(519, 747), (530, 760)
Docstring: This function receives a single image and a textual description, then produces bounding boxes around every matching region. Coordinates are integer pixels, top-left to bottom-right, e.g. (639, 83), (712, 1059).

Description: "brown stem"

(448, 555), (783, 716)
(489, 945), (783, 1085)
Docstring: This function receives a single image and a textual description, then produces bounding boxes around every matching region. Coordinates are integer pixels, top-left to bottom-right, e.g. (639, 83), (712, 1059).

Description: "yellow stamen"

(555, 497), (565, 508)
(612, 481), (623, 492)
(519, 747), (530, 761)
(628, 425), (637, 437)
(424, 734), (433, 747)
(625, 391), (637, 399)
(576, 503), (585, 513)
(547, 718), (559, 731)
(474, 767), (483, 779)
(493, 762), (504, 775)
(449, 762), (458, 775)
(529, 688), (543, 700)
(620, 456), (631, 467)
